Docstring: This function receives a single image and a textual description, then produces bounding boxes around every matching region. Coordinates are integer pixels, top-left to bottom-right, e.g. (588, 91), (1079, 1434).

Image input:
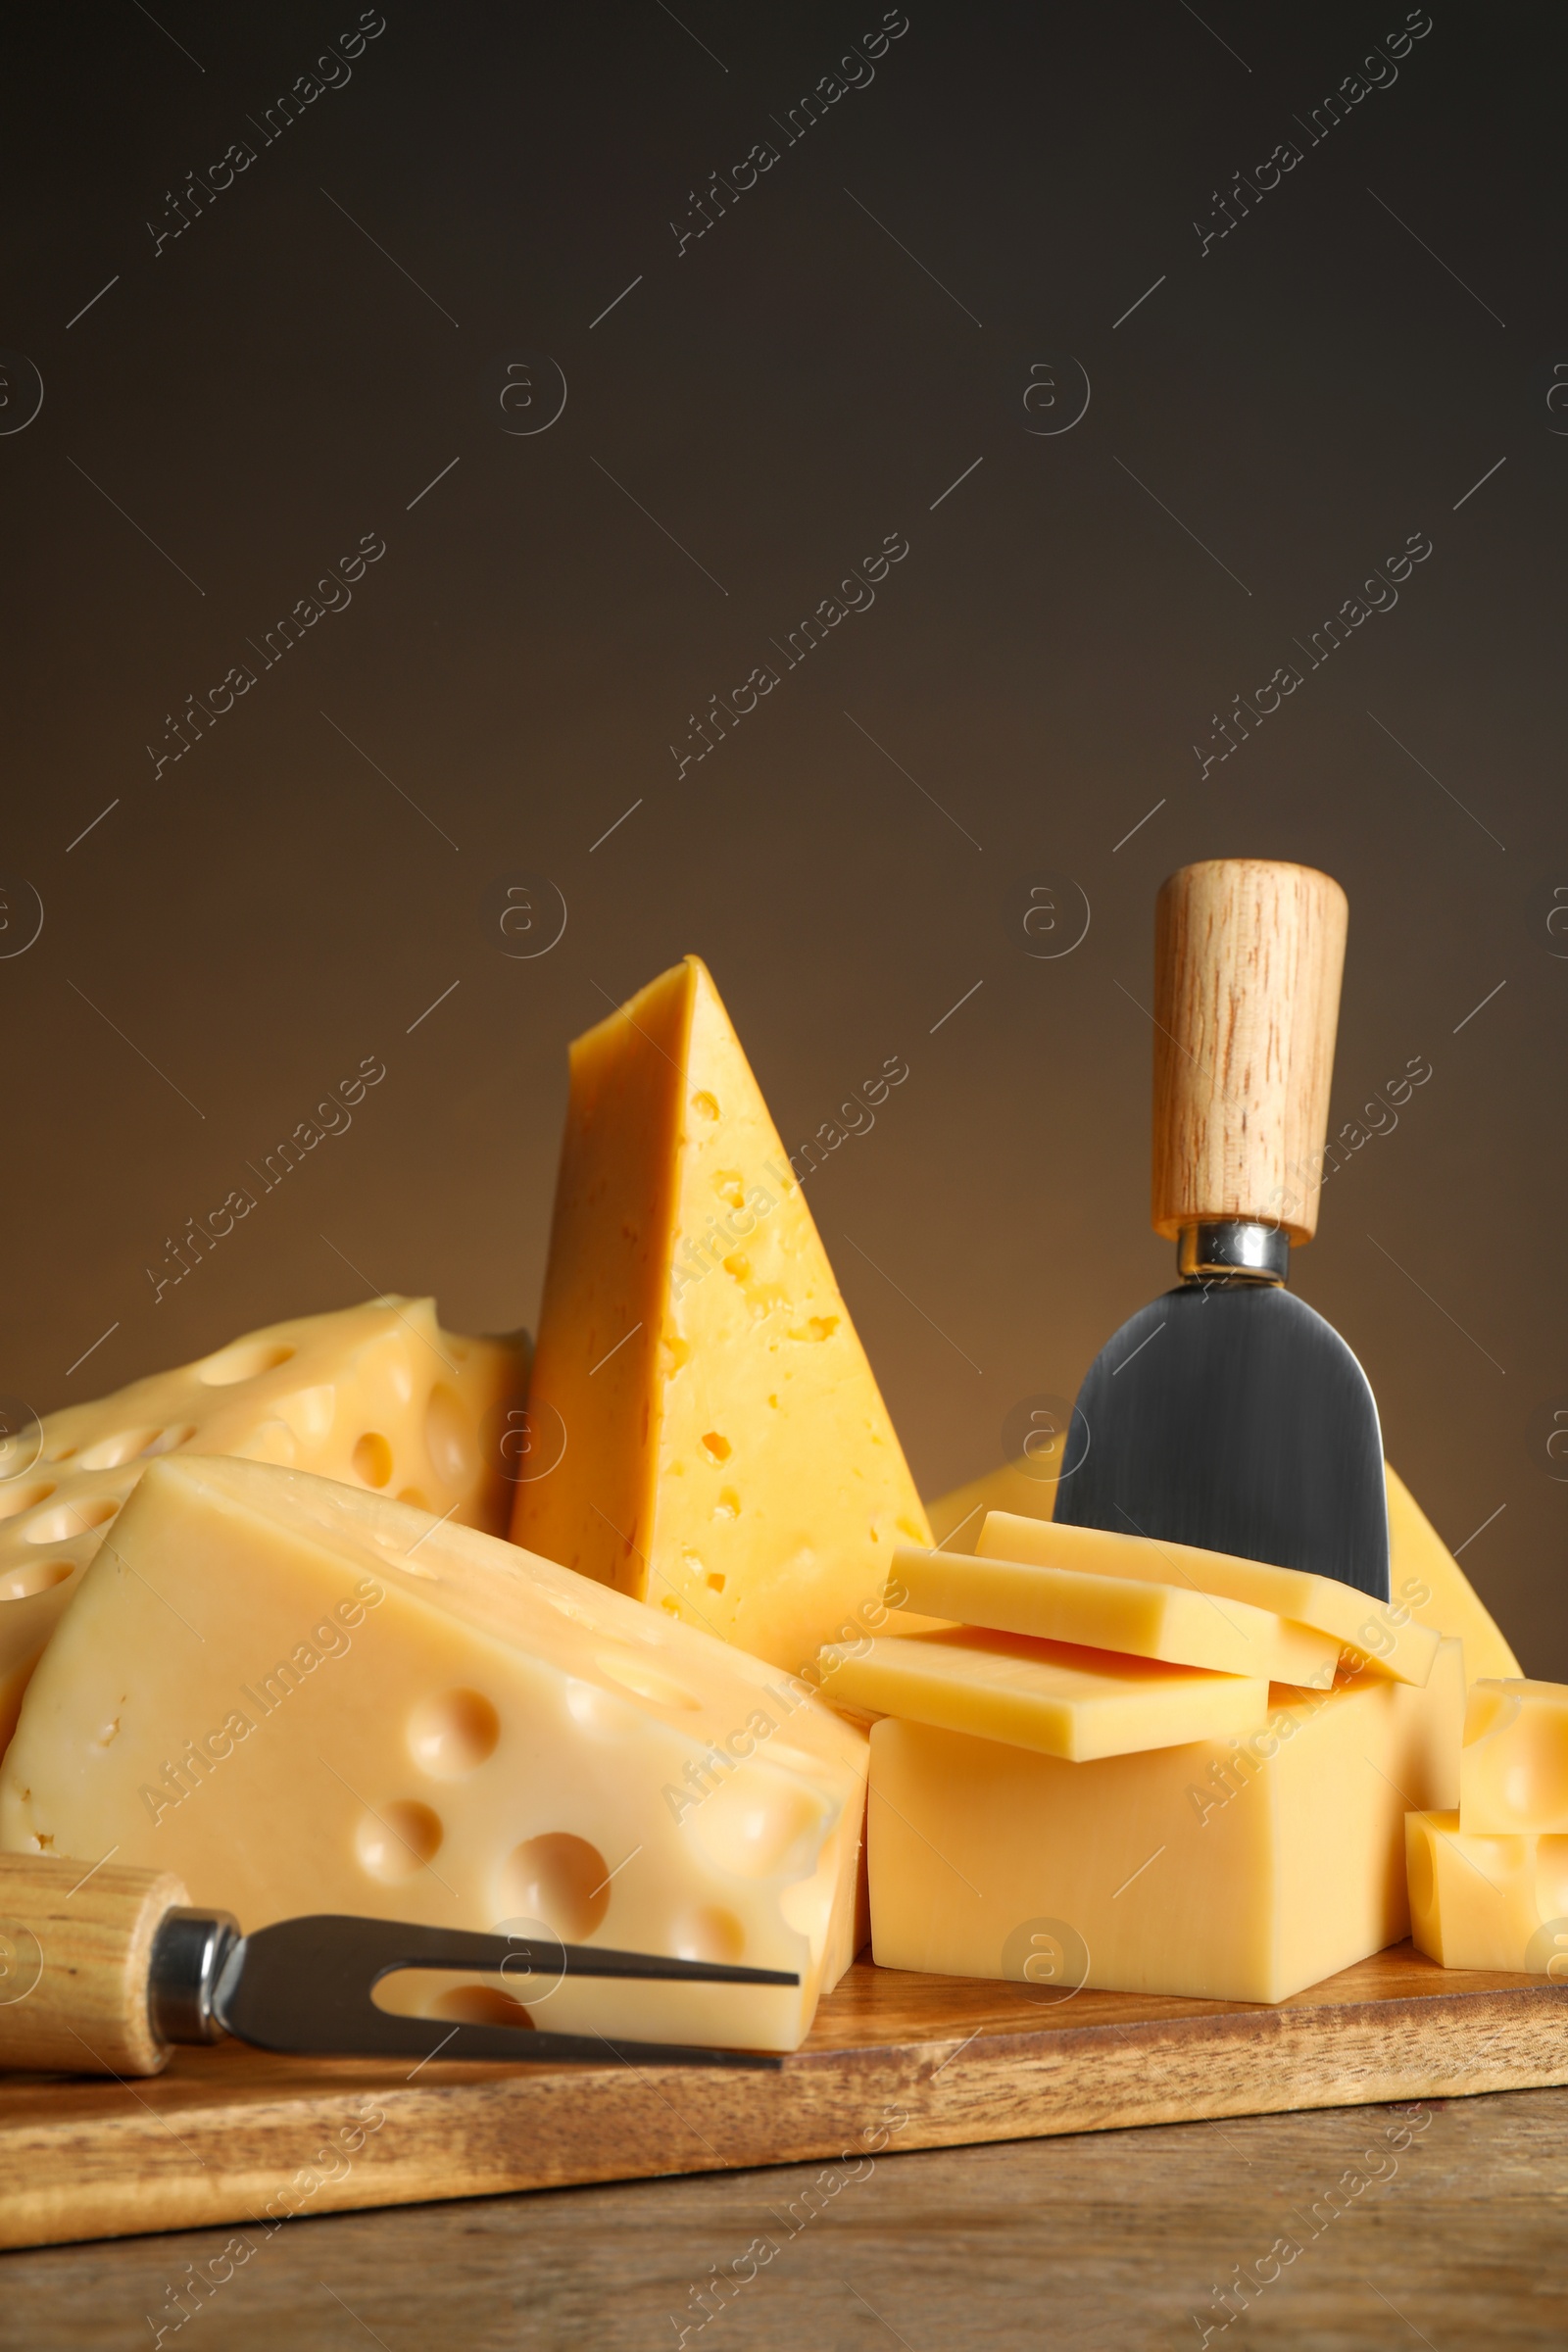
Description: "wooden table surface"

(2, 2082), (1564, 2350)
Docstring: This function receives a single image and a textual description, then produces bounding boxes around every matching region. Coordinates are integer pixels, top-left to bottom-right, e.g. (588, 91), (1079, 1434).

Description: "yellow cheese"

(1406, 1811), (1568, 1974)
(924, 1459), (1060, 1552)
(978, 1510), (1439, 1687)
(0, 1456), (867, 2051)
(887, 1543), (1340, 1686)
(868, 1641), (1463, 2003)
(0, 1298), (526, 1757)
(818, 1629), (1269, 1760)
(1458, 1680), (1568, 1834)
(1387, 1465), (1521, 1682)
(513, 956), (932, 1677)
(928, 1457), (1518, 1680)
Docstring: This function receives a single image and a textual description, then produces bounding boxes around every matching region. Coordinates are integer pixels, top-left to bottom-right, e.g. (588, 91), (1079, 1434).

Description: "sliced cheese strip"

(0, 1456), (866, 2051)
(1459, 1679), (1568, 1835)
(869, 1641), (1463, 2003)
(1406, 1810), (1568, 1973)
(978, 1510), (1439, 1687)
(816, 1628), (1269, 1761)
(514, 956), (933, 1677)
(0, 1299), (527, 1757)
(888, 1543), (1340, 1687)
(927, 1457), (1511, 1682)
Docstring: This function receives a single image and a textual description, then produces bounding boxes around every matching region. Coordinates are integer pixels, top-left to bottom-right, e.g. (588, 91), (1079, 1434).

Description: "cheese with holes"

(887, 1544), (1340, 1686)
(927, 1459), (1518, 1682)
(513, 956), (933, 1678)
(1458, 1680), (1568, 1834)
(0, 1300), (527, 1757)
(868, 1642), (1463, 2003)
(0, 1456), (867, 2050)
(1406, 1810), (1568, 1973)
(978, 1511), (1439, 1686)
(817, 1629), (1270, 1760)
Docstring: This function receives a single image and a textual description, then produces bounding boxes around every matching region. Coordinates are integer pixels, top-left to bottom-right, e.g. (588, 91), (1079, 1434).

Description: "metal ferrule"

(1176, 1220), (1291, 1286)
(148, 1907), (241, 2046)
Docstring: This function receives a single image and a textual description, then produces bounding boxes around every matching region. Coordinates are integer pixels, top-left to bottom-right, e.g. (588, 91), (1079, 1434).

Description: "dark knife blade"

(1053, 1280), (1390, 1599)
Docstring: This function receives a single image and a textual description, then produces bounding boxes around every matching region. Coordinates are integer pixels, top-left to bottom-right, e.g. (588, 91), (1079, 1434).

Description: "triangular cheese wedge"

(0, 1456), (868, 2051)
(514, 956), (932, 1676)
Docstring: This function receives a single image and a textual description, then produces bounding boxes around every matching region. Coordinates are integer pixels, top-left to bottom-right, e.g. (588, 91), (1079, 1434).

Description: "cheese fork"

(0, 1852), (798, 2075)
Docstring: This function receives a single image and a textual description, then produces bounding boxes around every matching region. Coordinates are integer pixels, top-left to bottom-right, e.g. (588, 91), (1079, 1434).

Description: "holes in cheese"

(407, 1688), (501, 1778)
(23, 1496), (122, 1544)
(198, 1338), (298, 1387)
(0, 1483), (55, 1522)
(499, 1834), (611, 1939)
(79, 1423), (195, 1470)
(514, 956), (935, 1677)
(0, 1454), (869, 2049)
(0, 1298), (529, 1763)
(352, 1432), (395, 1489)
(356, 1799), (444, 1883)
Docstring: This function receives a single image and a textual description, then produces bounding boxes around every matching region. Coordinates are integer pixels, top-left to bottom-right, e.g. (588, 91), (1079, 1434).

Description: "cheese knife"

(0, 1852), (798, 2075)
(1053, 858), (1390, 1601)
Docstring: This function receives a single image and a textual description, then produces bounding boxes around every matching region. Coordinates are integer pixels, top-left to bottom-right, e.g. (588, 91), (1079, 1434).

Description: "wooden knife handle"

(0, 1852), (189, 2076)
(1151, 858), (1348, 1245)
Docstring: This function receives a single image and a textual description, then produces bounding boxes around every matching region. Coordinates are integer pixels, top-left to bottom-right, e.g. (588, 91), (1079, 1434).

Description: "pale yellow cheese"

(927, 1457), (1519, 1682)
(1406, 1811), (1568, 1974)
(887, 1543), (1340, 1686)
(0, 1456), (866, 2050)
(1458, 1680), (1568, 1835)
(0, 1299), (527, 1758)
(978, 1510), (1439, 1687)
(868, 1642), (1464, 2003)
(1387, 1465), (1521, 1682)
(818, 1629), (1269, 1761)
(514, 956), (933, 1677)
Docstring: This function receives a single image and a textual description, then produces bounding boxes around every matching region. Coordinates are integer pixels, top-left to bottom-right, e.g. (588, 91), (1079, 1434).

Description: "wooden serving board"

(2, 1943), (1564, 2252)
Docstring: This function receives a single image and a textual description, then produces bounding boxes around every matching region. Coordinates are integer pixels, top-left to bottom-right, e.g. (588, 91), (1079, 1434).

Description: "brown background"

(2, 2), (1563, 1667)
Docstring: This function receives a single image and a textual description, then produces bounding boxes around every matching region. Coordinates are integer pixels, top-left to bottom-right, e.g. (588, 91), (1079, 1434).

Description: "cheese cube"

(0, 1456), (866, 2050)
(927, 1458), (1520, 1684)
(1406, 1811), (1568, 1974)
(868, 1642), (1464, 2003)
(1458, 1680), (1568, 1835)
(0, 1300), (527, 1758)
(888, 1543), (1340, 1686)
(978, 1510), (1440, 1686)
(514, 956), (933, 1677)
(818, 1630), (1269, 1761)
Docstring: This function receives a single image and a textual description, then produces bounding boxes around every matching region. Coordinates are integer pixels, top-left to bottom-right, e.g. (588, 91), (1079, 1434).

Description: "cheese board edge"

(2, 1944), (1565, 2253)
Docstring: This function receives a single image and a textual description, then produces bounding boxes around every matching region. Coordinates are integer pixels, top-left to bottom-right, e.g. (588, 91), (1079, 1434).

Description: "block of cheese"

(1387, 1465), (1521, 1683)
(0, 1299), (528, 1758)
(887, 1544), (1340, 1687)
(868, 1641), (1463, 2003)
(0, 1456), (867, 2050)
(978, 1510), (1440, 1687)
(1406, 1810), (1568, 1974)
(928, 1457), (1519, 1681)
(513, 956), (933, 1678)
(1458, 1680), (1568, 1834)
(817, 1629), (1269, 1760)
